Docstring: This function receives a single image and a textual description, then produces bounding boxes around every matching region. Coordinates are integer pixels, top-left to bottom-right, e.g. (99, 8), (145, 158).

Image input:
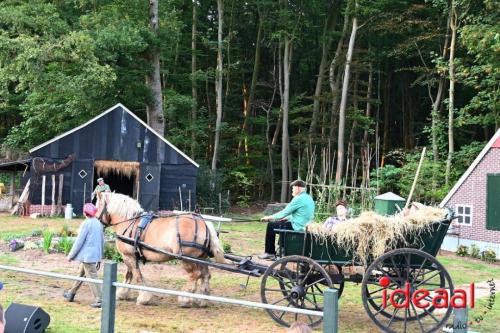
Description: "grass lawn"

(0, 216), (499, 332)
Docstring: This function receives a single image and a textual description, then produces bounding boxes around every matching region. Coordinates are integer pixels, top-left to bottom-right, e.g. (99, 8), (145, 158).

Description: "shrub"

(58, 224), (76, 237)
(104, 243), (123, 262)
(222, 240), (232, 253)
(470, 244), (481, 258)
(481, 248), (497, 263)
(42, 230), (53, 254)
(31, 229), (42, 237)
(456, 245), (468, 257)
(58, 235), (74, 255)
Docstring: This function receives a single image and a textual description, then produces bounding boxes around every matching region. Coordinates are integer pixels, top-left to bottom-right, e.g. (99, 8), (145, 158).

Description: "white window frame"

(455, 204), (473, 226)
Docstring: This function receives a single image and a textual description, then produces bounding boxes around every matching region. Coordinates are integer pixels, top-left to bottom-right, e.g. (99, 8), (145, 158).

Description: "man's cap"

(290, 180), (307, 188)
(97, 177), (104, 182)
(335, 200), (347, 208)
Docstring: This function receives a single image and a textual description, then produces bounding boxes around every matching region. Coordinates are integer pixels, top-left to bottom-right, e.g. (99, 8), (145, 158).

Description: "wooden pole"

(179, 186), (183, 211)
(405, 147), (426, 209)
(57, 174), (64, 214)
(41, 175), (46, 216)
(11, 179), (30, 215)
(9, 171), (15, 207)
(50, 175), (56, 216)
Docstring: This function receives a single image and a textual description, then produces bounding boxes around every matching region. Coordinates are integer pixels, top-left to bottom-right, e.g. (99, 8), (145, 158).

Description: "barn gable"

(30, 103), (198, 167)
(440, 129), (500, 256)
(26, 104), (198, 214)
(440, 129), (500, 207)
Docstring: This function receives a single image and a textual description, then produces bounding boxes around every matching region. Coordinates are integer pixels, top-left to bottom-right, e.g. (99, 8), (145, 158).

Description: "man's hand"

(67, 257), (72, 262)
(260, 216), (272, 222)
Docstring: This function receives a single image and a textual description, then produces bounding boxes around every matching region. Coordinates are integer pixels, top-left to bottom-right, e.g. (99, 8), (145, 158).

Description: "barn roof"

(29, 103), (199, 168)
(440, 128), (500, 207)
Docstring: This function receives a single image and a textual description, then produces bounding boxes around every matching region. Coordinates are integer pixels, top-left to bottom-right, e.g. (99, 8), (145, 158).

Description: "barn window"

(455, 205), (472, 225)
(78, 170), (88, 179)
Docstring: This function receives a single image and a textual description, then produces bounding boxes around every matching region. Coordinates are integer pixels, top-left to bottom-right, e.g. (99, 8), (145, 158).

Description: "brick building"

(440, 129), (500, 257)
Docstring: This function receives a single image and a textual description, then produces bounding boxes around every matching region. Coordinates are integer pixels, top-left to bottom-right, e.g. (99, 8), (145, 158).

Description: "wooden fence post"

(101, 261), (117, 333)
(323, 289), (338, 333)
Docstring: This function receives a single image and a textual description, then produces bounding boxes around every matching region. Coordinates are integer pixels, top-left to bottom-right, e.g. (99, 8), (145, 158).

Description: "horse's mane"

(105, 193), (144, 219)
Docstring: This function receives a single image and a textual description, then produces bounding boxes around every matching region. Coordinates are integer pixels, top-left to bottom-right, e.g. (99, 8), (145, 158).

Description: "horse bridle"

(97, 196), (146, 229)
(97, 198), (110, 228)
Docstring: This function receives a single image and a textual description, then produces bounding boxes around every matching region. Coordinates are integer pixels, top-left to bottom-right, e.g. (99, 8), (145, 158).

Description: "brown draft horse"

(95, 192), (225, 307)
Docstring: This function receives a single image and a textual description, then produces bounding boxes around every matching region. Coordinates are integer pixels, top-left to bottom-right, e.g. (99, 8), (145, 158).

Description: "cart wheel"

(322, 264), (345, 298)
(260, 255), (333, 327)
(361, 248), (454, 333)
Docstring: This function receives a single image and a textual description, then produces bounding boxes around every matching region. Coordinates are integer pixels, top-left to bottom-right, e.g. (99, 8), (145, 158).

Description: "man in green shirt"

(91, 178), (111, 202)
(259, 180), (315, 260)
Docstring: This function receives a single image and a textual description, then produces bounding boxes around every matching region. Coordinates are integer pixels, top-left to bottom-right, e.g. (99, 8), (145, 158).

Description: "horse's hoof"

(136, 291), (153, 305)
(116, 288), (132, 301)
(178, 296), (192, 308)
(194, 299), (208, 308)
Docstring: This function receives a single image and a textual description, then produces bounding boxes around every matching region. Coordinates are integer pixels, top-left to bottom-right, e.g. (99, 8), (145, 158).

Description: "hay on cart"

(307, 205), (447, 265)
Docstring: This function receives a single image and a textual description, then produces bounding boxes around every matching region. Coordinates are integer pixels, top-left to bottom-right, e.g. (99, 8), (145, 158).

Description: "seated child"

(323, 200), (348, 229)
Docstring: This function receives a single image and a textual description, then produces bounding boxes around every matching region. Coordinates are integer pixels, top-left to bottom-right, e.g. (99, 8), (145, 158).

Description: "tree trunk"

(382, 72), (391, 166)
(309, 0), (341, 139)
(190, 1), (198, 159)
(280, 35), (292, 202)
(430, 13), (451, 163)
(211, 0), (224, 171)
(146, 0), (165, 137)
(446, 3), (457, 186)
(335, 10), (357, 184)
(362, 62), (373, 187)
(329, 5), (350, 140)
(242, 8), (263, 164)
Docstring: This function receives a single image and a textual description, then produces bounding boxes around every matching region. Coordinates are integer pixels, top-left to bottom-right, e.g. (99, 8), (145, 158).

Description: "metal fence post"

(101, 261), (117, 333)
(323, 289), (338, 333)
(452, 307), (468, 333)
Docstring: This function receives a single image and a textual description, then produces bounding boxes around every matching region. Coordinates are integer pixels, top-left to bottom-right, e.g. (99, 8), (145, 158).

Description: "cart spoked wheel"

(361, 248), (454, 333)
(322, 264), (345, 298)
(260, 255), (334, 327)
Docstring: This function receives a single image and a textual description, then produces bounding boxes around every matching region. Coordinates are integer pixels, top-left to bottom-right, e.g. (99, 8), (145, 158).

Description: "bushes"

(42, 230), (53, 254)
(456, 244), (497, 263)
(58, 235), (74, 255)
(104, 243), (123, 262)
(481, 248), (497, 263)
(470, 244), (481, 258)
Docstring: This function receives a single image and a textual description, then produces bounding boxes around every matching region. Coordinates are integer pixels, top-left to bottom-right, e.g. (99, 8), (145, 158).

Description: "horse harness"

(98, 200), (213, 268)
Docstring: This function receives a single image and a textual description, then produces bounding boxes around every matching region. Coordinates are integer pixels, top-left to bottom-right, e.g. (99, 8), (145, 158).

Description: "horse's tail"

(205, 221), (226, 263)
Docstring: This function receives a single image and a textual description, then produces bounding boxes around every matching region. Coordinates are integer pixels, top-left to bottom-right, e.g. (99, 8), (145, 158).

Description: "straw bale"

(94, 160), (140, 178)
(307, 205), (447, 265)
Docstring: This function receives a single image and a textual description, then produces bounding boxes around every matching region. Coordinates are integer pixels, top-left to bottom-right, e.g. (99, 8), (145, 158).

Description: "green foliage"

(228, 169), (253, 208)
(1, 231), (31, 241)
(0, 0), (497, 210)
(104, 243), (123, 262)
(456, 245), (469, 257)
(196, 165), (229, 214)
(371, 165), (402, 195)
(58, 235), (74, 255)
(58, 224), (76, 237)
(222, 240), (232, 254)
(470, 244), (481, 259)
(42, 230), (53, 254)
(481, 248), (497, 263)
(31, 229), (42, 237)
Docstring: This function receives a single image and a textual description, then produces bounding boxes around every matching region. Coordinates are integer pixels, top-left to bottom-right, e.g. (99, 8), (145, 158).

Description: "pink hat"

(83, 203), (97, 217)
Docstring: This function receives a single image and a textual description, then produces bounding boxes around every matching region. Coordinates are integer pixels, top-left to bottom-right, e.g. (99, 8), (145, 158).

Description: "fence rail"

(0, 261), (339, 333)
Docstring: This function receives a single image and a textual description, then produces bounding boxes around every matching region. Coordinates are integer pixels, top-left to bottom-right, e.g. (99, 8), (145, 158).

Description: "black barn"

(26, 103), (198, 214)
